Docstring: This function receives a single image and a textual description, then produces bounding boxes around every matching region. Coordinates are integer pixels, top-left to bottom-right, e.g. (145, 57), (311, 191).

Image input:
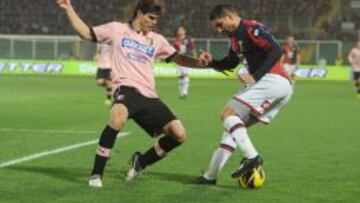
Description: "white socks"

(179, 77), (189, 96)
(203, 115), (258, 180)
(223, 115), (258, 159)
(203, 132), (235, 180)
(204, 147), (232, 180)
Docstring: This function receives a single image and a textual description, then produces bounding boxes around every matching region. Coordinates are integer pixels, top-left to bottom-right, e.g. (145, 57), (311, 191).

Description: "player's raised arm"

(57, 0), (92, 41)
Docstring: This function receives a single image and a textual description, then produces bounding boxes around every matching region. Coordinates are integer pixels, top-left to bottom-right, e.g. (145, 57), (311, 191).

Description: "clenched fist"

(57, 0), (72, 10)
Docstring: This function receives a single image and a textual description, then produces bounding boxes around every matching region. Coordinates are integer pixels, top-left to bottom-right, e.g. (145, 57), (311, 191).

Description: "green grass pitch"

(0, 75), (359, 203)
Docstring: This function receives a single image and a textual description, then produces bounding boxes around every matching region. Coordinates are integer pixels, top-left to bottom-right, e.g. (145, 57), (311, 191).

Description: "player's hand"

(199, 50), (213, 62)
(238, 73), (256, 85)
(57, 0), (72, 11)
(198, 50), (212, 67)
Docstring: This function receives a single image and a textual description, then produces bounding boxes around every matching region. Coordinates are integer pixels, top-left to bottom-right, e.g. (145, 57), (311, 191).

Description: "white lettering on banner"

(0, 62), (63, 73)
(22, 63), (31, 72)
(32, 64), (47, 73)
(47, 64), (63, 72)
(295, 68), (327, 78)
(8, 63), (18, 72)
(0, 63), (5, 71)
(79, 63), (97, 74)
(309, 69), (327, 78)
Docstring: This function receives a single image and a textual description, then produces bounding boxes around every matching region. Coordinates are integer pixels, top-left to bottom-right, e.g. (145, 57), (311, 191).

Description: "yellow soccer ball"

(237, 166), (266, 189)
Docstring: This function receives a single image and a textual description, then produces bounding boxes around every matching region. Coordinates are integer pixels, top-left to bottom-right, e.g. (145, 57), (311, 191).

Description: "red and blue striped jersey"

(230, 19), (288, 81)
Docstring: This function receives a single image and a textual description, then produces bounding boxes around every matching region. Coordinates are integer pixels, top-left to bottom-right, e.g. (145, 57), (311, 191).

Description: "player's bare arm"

(57, 0), (92, 40)
(171, 53), (209, 68)
(280, 54), (285, 65)
(348, 51), (354, 64)
(238, 73), (256, 85)
(296, 53), (301, 67)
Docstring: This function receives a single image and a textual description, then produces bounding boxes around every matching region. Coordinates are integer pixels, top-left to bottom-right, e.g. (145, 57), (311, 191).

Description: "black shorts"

(113, 86), (177, 137)
(353, 72), (360, 81)
(96, 68), (111, 80)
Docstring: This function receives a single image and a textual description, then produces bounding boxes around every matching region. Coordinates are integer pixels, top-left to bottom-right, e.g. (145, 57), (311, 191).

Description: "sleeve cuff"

(89, 26), (98, 42)
(164, 52), (178, 63)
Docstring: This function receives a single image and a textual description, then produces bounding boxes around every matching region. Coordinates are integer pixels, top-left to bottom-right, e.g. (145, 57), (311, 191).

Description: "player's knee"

(174, 129), (187, 143)
(109, 105), (128, 130)
(220, 111), (227, 122)
(104, 80), (112, 87)
(164, 120), (187, 143)
(169, 126), (187, 143)
(220, 107), (236, 122)
(95, 79), (105, 86)
(109, 118), (125, 130)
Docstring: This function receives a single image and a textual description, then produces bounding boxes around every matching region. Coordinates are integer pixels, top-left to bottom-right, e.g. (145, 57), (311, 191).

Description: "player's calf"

(95, 79), (106, 86)
(125, 133), (185, 181)
(89, 125), (120, 187)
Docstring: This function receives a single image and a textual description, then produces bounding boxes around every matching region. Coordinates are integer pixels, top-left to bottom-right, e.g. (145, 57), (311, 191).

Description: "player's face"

(212, 15), (237, 37)
(138, 12), (160, 32)
(287, 37), (295, 45)
(177, 27), (186, 37)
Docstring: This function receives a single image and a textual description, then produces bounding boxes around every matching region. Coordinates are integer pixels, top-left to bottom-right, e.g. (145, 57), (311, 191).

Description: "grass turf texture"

(0, 75), (359, 203)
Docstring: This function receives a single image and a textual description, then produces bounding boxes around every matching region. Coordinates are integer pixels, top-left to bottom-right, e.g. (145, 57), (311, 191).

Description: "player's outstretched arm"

(57, 0), (92, 41)
(171, 54), (209, 68)
(348, 50), (354, 64)
(206, 51), (241, 72)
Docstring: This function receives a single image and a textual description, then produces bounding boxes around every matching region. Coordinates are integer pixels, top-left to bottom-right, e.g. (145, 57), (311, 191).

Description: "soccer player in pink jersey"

(57, 0), (209, 187)
(348, 40), (360, 98)
(94, 43), (112, 105)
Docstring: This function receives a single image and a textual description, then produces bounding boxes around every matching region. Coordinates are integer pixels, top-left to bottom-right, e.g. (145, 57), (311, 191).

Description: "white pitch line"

(0, 128), (99, 134)
(0, 132), (130, 168)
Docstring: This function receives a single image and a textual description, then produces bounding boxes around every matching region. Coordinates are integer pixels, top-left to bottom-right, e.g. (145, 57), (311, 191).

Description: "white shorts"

(229, 74), (293, 124)
(177, 66), (190, 77)
(283, 64), (297, 76)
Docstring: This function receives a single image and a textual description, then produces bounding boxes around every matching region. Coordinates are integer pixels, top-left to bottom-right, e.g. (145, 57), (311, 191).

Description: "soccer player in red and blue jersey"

(281, 35), (301, 78)
(194, 4), (293, 185)
(173, 26), (196, 99)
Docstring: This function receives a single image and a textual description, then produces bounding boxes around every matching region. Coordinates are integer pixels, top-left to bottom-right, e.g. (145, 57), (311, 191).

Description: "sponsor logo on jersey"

(126, 52), (148, 64)
(121, 38), (155, 57)
(253, 28), (260, 37)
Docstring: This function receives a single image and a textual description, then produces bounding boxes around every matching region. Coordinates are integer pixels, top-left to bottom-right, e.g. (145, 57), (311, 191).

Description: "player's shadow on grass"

(145, 171), (241, 191)
(145, 171), (201, 184)
(7, 165), (87, 183)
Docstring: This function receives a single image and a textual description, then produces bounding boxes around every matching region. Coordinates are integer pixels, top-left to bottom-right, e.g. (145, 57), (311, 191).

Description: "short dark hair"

(209, 4), (238, 21)
(132, 0), (163, 19)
